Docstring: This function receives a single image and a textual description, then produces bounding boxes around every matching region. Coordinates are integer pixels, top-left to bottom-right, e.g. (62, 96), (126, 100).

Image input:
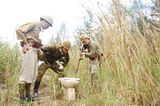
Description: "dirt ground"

(0, 83), (85, 106)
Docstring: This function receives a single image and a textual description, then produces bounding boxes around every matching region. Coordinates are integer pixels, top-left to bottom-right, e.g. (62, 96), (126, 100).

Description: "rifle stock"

(75, 59), (81, 73)
(75, 45), (84, 73)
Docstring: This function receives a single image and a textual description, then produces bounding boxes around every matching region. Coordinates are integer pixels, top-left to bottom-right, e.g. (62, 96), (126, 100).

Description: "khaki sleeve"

(85, 41), (102, 59)
(16, 22), (36, 41)
(86, 42), (97, 58)
(96, 43), (103, 56)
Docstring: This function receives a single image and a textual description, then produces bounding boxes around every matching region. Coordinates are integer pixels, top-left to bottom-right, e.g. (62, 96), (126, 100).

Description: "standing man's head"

(80, 34), (90, 45)
(40, 16), (53, 29)
(61, 40), (71, 54)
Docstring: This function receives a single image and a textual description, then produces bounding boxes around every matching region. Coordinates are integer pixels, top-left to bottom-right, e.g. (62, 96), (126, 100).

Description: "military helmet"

(40, 15), (53, 26)
(80, 34), (90, 41)
(62, 40), (71, 50)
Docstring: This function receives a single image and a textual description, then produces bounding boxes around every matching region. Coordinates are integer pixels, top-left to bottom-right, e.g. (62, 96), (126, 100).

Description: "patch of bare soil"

(32, 86), (86, 106)
(4, 85), (85, 106)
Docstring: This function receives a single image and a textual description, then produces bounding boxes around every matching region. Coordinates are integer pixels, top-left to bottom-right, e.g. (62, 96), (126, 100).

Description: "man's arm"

(16, 22), (35, 42)
(83, 41), (100, 60)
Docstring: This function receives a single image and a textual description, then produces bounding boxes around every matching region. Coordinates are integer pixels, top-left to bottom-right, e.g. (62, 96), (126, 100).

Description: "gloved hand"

(59, 64), (64, 71)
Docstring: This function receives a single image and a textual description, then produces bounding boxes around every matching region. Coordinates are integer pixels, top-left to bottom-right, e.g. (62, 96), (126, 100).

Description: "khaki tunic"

(16, 22), (42, 84)
(16, 22), (42, 43)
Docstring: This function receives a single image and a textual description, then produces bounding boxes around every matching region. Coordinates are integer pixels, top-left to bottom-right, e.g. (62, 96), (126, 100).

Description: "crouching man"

(33, 40), (71, 98)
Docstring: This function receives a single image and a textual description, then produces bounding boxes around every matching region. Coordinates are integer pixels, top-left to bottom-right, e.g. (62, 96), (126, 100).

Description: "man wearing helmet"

(16, 16), (53, 103)
(33, 40), (71, 98)
(79, 34), (103, 86)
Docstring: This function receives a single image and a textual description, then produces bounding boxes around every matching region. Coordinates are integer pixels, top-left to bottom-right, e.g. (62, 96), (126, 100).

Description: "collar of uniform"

(37, 22), (43, 32)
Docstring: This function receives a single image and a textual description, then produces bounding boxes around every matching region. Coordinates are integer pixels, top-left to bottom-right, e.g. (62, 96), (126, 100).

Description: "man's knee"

(36, 64), (48, 81)
(36, 70), (46, 81)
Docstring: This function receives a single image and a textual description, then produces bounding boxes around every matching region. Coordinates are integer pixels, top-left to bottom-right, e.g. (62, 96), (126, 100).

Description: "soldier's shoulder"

(49, 44), (59, 50)
(42, 43), (58, 50)
(20, 22), (37, 26)
(90, 40), (98, 46)
(17, 22), (38, 30)
(47, 42), (57, 46)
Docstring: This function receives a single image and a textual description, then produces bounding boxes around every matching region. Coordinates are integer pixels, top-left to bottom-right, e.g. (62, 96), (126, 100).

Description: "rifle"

(75, 45), (84, 73)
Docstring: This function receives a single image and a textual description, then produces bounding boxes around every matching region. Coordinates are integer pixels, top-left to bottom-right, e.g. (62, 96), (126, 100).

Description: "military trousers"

(89, 58), (100, 85)
(35, 63), (65, 98)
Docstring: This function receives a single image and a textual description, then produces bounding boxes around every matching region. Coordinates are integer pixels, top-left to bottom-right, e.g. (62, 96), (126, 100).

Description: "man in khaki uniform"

(16, 16), (53, 103)
(79, 34), (103, 85)
(33, 40), (71, 98)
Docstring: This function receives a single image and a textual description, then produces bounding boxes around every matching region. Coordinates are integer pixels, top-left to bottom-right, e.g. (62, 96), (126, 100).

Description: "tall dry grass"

(71, 0), (160, 105)
(0, 0), (159, 106)
(0, 41), (20, 106)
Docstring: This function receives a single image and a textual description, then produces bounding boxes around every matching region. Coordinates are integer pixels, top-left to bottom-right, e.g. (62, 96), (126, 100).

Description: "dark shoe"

(26, 96), (35, 102)
(33, 92), (38, 98)
(19, 96), (27, 105)
(33, 81), (40, 96)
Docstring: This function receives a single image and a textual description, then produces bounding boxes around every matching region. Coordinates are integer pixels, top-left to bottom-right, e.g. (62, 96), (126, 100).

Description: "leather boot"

(26, 83), (33, 102)
(18, 83), (26, 103)
(33, 80), (40, 97)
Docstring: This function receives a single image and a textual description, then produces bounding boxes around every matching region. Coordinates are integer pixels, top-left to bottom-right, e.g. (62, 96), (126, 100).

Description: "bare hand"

(79, 55), (84, 60)
(23, 43), (30, 53)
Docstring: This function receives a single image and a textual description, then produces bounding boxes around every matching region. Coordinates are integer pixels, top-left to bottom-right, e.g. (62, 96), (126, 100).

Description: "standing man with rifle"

(16, 16), (53, 103)
(79, 34), (103, 86)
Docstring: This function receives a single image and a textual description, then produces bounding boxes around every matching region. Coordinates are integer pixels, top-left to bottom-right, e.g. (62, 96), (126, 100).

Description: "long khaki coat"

(16, 22), (42, 84)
